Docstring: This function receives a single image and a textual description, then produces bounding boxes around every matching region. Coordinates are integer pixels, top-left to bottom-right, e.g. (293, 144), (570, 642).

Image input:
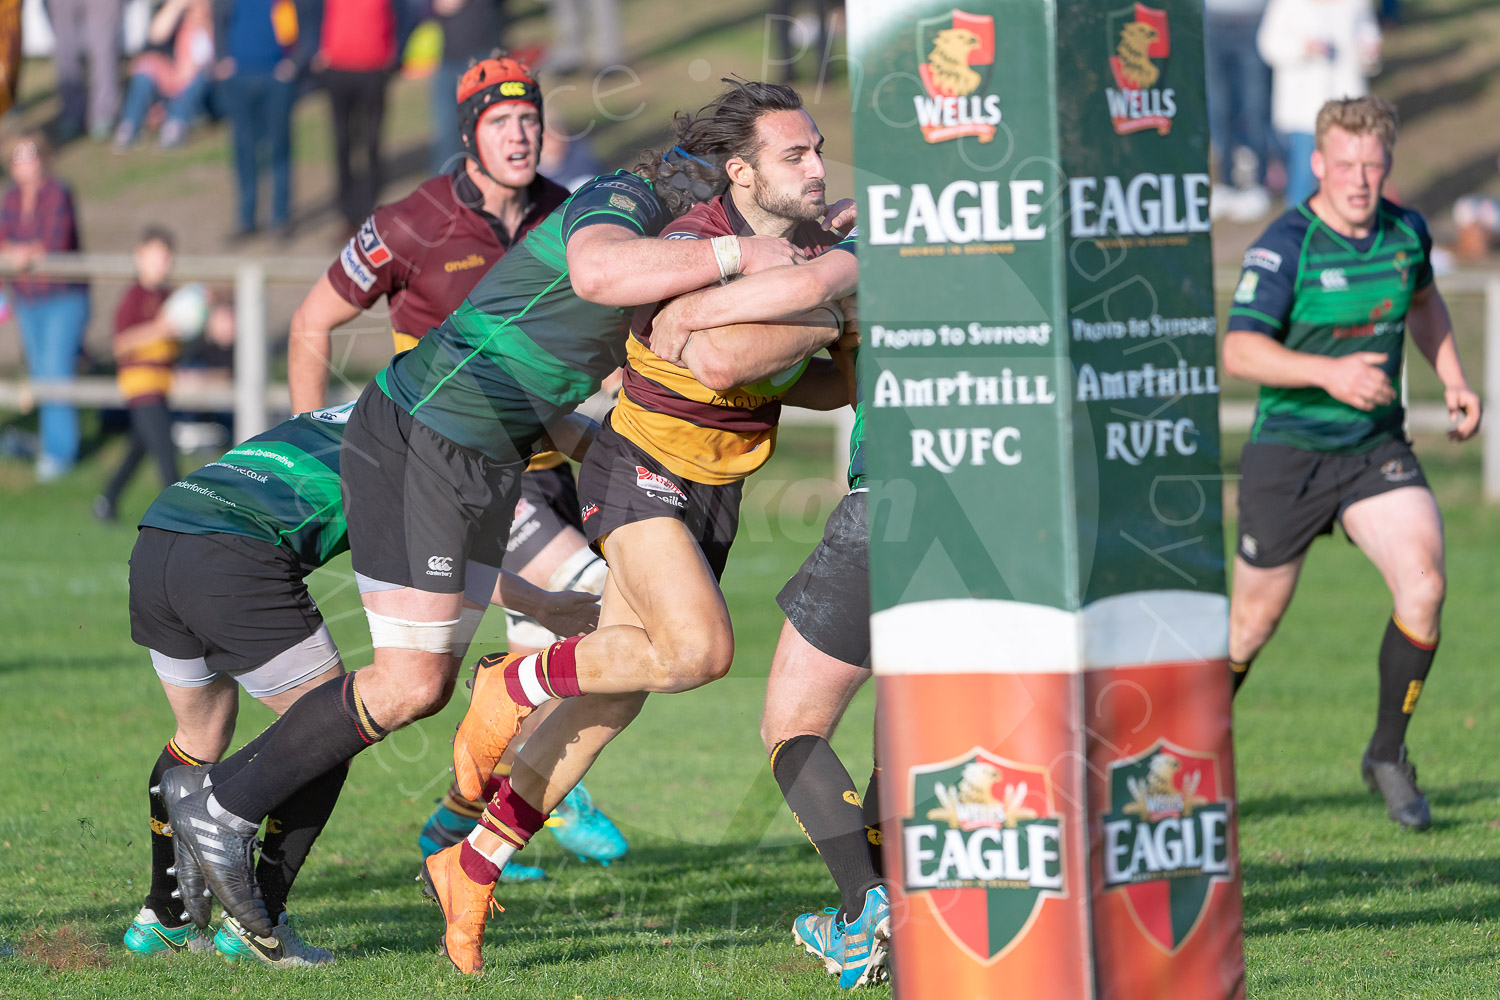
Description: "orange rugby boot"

(453, 651), (535, 801)
(419, 843), (503, 975)
(466, 648), (504, 703)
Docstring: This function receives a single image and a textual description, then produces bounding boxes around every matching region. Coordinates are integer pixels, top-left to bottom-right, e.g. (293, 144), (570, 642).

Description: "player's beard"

(752, 177), (825, 224)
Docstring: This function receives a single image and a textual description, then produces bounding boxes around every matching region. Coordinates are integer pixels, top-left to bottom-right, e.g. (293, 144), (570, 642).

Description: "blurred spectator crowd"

(0, 0), (628, 239)
(1205, 0), (1386, 223)
(0, 0), (627, 486)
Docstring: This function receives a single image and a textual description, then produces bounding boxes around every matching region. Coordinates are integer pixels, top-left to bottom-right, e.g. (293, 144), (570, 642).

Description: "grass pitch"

(2, 426), (1499, 998)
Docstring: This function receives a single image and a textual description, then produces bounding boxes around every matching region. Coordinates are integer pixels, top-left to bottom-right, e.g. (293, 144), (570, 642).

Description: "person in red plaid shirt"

(0, 136), (89, 482)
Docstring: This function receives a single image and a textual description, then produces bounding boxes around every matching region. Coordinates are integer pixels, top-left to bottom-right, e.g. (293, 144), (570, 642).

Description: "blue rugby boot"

(835, 886), (891, 989)
(792, 906), (842, 975)
(546, 783), (627, 864)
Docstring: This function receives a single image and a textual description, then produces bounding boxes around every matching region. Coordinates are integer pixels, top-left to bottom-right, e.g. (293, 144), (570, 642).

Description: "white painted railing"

(3, 255), (1497, 494)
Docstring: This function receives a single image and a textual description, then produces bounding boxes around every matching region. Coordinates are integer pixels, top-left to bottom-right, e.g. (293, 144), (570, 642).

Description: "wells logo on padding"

(1100, 740), (1232, 953)
(912, 9), (1001, 144)
(1105, 3), (1176, 136)
(900, 748), (1065, 962)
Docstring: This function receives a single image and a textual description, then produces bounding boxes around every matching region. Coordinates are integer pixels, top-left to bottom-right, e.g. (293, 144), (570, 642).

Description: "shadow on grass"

(1392, 66), (1497, 130)
(1403, 0), (1500, 28)
(1240, 780), (1500, 822)
(293, 839), (825, 961)
(1408, 142), (1500, 217)
(1243, 853), (1500, 936)
(1381, 38), (1468, 78)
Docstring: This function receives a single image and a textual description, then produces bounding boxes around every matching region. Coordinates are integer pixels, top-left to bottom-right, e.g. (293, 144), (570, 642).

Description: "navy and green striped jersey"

(380, 171), (672, 462)
(138, 403), (352, 569)
(1228, 198), (1433, 453)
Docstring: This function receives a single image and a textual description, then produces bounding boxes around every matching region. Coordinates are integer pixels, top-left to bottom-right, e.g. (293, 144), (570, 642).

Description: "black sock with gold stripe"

(771, 735), (881, 921)
(862, 765), (884, 878)
(257, 763), (348, 922)
(1371, 616), (1437, 761)
(146, 740), (205, 925)
(1229, 656), (1255, 696)
(211, 674), (386, 824)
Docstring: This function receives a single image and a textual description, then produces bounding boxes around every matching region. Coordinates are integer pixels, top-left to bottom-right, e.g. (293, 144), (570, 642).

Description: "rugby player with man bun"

(127, 401), (599, 967)
(436, 79), (860, 975)
(1223, 95), (1481, 831)
(284, 54), (626, 877)
(161, 92), (808, 955)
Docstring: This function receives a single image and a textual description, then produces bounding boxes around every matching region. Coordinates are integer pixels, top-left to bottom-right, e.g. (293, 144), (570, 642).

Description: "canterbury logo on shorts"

(426, 555), (454, 576)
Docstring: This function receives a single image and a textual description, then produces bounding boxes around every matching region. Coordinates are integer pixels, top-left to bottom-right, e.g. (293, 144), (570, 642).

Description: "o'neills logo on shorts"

(634, 466), (686, 508)
(899, 749), (1065, 963)
(1100, 741), (1233, 953)
(1105, 3), (1176, 136)
(912, 9), (1001, 144)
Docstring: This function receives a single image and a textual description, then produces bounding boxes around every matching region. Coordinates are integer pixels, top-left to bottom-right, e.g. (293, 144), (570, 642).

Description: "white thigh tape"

(364, 609), (464, 653)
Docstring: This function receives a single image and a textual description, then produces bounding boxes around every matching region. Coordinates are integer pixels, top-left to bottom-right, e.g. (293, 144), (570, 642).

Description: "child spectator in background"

(114, 0), (217, 150)
(94, 227), (207, 522)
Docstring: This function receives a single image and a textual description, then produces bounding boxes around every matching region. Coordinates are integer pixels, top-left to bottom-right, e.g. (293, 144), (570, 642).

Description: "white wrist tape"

(364, 609), (464, 653)
(711, 234), (741, 280)
(548, 548), (608, 596)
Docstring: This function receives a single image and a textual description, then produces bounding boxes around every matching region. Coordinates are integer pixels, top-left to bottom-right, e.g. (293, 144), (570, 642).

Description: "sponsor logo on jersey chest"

(444, 254), (486, 273)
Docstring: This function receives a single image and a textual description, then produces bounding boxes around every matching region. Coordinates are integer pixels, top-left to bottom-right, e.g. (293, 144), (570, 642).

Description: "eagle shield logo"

(1104, 4), (1177, 135)
(912, 10), (1001, 143)
(1100, 740), (1233, 952)
(899, 748), (1066, 962)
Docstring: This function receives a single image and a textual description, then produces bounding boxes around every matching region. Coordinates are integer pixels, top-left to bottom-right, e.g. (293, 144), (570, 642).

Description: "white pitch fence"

(0, 252), (330, 443)
(2, 254), (1499, 496)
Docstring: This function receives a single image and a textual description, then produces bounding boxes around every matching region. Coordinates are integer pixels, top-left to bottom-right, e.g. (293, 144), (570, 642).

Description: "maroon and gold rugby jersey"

(616, 195), (852, 485)
(326, 169), (570, 354)
(114, 283), (176, 405)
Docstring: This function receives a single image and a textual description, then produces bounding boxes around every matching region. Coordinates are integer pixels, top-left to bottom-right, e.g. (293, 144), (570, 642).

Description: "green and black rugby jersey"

(1228, 197), (1433, 453)
(138, 403), (352, 569)
(379, 171), (672, 462)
